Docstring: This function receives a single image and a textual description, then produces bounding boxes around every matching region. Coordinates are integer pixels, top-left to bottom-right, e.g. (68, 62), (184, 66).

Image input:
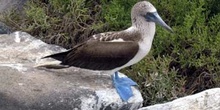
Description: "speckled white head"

(131, 1), (156, 20)
(130, 1), (173, 32)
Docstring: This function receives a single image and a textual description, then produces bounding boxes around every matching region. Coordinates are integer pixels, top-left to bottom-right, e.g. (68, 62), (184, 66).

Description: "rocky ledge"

(140, 88), (220, 110)
(0, 32), (143, 110)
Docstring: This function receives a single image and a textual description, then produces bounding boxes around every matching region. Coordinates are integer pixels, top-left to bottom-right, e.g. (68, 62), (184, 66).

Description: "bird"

(40, 1), (173, 101)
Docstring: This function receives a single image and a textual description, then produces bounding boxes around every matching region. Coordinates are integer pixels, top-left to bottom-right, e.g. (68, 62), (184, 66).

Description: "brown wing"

(61, 40), (139, 70)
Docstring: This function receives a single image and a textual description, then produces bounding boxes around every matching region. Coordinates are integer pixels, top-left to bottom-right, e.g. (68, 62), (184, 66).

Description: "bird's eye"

(141, 4), (146, 8)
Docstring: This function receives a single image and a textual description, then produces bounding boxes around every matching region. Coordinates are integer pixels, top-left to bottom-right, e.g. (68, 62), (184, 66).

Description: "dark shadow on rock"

(0, 22), (12, 34)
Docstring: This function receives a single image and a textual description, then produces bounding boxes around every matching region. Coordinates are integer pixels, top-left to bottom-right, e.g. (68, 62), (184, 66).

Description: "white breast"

(107, 24), (155, 72)
(112, 37), (153, 72)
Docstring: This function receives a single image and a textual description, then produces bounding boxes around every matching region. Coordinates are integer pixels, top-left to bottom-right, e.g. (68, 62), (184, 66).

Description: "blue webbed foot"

(112, 72), (137, 101)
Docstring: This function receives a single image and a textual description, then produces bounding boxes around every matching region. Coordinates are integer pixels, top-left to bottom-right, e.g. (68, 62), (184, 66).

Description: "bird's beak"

(145, 12), (173, 33)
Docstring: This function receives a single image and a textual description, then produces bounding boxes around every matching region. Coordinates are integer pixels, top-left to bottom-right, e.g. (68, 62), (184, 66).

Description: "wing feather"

(44, 30), (141, 70)
(61, 41), (139, 70)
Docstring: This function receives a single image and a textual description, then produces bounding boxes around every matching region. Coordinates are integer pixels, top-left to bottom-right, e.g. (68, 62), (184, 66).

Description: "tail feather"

(34, 61), (69, 69)
(36, 50), (71, 69)
(43, 50), (71, 61)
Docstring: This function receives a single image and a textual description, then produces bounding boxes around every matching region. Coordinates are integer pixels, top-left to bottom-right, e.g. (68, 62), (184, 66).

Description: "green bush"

(113, 0), (220, 105)
(2, 0), (104, 48)
(134, 0), (220, 105)
(2, 0), (220, 107)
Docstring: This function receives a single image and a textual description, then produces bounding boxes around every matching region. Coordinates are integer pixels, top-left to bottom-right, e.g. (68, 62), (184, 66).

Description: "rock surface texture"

(0, 0), (28, 34)
(139, 88), (220, 110)
(0, 32), (143, 110)
(0, 0), (27, 13)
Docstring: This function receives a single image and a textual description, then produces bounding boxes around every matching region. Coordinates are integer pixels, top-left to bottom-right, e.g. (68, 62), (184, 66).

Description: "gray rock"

(139, 88), (220, 110)
(0, 31), (143, 110)
(0, 0), (28, 34)
(0, 0), (27, 13)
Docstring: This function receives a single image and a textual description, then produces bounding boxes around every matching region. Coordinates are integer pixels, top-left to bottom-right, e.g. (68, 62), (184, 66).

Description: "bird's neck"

(131, 17), (156, 43)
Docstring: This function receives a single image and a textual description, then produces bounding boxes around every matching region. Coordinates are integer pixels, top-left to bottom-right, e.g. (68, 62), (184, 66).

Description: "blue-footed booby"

(41, 1), (173, 101)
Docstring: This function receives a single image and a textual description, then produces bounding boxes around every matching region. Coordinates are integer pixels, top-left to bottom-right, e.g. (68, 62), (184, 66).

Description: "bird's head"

(131, 1), (173, 33)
